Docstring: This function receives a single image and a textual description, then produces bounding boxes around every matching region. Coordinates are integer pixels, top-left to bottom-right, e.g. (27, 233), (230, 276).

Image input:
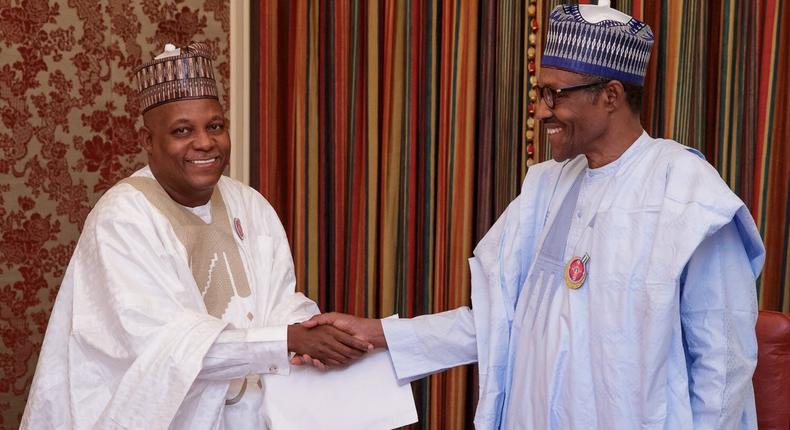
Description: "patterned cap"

(542, 4), (654, 86)
(134, 42), (219, 113)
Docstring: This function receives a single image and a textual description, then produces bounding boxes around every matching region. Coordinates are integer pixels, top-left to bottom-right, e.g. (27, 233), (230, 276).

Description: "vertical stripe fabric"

(253, 0), (790, 427)
(255, 1), (499, 428)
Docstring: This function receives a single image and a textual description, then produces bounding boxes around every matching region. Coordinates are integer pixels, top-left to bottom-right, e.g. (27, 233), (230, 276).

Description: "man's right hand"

(301, 313), (387, 349)
(287, 324), (372, 369)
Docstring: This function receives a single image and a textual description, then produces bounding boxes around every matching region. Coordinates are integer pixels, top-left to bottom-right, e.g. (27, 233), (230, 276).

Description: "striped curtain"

(252, 1), (522, 428)
(253, 0), (789, 427)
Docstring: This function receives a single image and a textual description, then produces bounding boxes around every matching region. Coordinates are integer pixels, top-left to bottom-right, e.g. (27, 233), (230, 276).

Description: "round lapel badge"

(564, 253), (589, 290)
(234, 217), (244, 240)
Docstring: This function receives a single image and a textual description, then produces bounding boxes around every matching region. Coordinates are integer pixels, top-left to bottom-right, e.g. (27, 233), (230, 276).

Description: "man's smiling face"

(141, 98), (230, 207)
(535, 67), (609, 163)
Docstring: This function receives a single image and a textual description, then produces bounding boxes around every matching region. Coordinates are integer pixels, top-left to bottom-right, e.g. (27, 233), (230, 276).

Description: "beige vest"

(122, 177), (251, 319)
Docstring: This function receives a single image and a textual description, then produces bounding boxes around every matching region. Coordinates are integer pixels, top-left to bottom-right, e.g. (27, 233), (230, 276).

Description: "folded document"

(262, 349), (418, 429)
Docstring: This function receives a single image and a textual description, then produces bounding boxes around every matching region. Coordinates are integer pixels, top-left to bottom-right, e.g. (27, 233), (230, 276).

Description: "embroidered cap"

(134, 42), (219, 113)
(542, 2), (654, 86)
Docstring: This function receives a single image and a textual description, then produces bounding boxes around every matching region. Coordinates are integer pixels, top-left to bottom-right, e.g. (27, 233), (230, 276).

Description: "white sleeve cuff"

(382, 317), (432, 382)
(244, 325), (290, 375)
(201, 325), (290, 379)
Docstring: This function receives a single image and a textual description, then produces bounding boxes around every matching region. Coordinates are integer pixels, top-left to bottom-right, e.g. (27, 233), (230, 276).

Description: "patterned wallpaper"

(0, 1), (229, 426)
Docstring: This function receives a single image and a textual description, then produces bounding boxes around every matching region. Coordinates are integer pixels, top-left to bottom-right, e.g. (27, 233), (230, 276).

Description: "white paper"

(261, 349), (418, 429)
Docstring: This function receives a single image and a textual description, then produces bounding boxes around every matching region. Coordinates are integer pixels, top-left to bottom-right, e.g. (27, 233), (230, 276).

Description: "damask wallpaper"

(0, 0), (230, 426)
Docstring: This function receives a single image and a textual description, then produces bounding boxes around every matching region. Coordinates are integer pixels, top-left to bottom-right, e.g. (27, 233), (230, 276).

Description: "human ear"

(139, 125), (153, 153)
(604, 81), (625, 112)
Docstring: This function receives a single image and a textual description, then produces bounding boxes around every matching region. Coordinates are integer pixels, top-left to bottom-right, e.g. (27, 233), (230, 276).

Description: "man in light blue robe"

(300, 3), (766, 429)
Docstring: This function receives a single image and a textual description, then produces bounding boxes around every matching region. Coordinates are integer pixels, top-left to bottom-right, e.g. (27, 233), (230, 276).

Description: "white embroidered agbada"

(382, 133), (765, 429)
(22, 166), (319, 429)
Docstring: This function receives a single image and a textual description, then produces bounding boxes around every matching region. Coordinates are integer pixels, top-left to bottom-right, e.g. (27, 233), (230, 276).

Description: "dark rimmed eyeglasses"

(535, 81), (608, 109)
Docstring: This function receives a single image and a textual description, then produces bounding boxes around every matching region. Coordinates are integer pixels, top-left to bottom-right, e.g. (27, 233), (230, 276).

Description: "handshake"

(286, 313), (388, 369)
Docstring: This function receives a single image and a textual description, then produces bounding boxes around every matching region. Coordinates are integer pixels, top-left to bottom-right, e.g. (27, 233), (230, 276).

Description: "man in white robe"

(22, 42), (370, 429)
(301, 3), (766, 429)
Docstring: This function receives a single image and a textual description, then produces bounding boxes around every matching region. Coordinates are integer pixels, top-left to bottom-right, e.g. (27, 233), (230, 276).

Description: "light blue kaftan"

(382, 132), (765, 429)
